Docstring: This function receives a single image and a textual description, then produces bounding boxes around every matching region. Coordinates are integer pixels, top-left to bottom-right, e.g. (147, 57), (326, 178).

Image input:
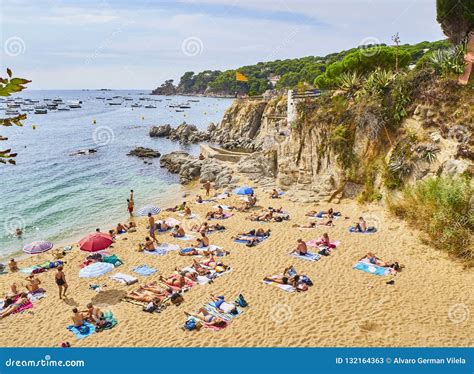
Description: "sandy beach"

(0, 181), (472, 348)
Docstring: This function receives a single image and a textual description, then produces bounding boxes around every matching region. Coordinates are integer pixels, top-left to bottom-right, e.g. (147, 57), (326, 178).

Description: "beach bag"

(143, 302), (156, 313)
(301, 275), (313, 286)
(170, 293), (184, 306)
(78, 325), (90, 335)
(184, 318), (196, 331)
(235, 294), (248, 308)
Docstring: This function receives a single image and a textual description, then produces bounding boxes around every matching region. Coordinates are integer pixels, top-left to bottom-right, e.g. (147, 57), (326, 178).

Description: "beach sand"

(0, 184), (472, 347)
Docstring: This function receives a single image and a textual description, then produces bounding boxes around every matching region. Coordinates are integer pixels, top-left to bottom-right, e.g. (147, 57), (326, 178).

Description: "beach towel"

(289, 251), (321, 262)
(109, 273), (138, 285)
(262, 280), (296, 293)
(215, 193), (229, 200)
(204, 302), (243, 321)
(233, 235), (266, 245)
(28, 289), (47, 302)
(210, 213), (233, 220)
(103, 254), (123, 267)
(133, 265), (157, 276)
(145, 243), (180, 255)
(173, 234), (195, 241)
(212, 205), (232, 211)
(185, 316), (229, 331)
(67, 322), (96, 340)
(162, 274), (196, 292)
(178, 213), (197, 219)
(353, 260), (390, 276)
(306, 239), (340, 249)
(349, 227), (377, 233)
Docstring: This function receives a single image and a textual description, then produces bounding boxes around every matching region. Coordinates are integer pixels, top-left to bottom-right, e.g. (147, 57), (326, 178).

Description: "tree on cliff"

(0, 68), (31, 165)
(436, 0), (474, 44)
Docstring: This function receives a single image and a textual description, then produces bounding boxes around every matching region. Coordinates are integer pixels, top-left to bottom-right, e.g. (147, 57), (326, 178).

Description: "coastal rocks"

(236, 152), (276, 181)
(438, 159), (470, 178)
(149, 122), (209, 144)
(127, 147), (161, 158)
(149, 124), (172, 137)
(210, 99), (267, 150)
(160, 152), (233, 187)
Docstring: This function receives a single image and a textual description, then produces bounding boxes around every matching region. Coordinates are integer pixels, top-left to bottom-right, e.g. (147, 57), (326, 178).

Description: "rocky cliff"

(210, 70), (473, 203)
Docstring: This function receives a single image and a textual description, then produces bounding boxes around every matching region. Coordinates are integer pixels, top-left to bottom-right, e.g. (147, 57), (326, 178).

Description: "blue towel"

(67, 322), (96, 340)
(353, 261), (389, 276)
(290, 251), (321, 262)
(234, 236), (265, 244)
(133, 265), (157, 276)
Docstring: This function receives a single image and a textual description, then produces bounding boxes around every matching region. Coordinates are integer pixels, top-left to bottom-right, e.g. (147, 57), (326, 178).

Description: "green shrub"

(389, 177), (474, 266)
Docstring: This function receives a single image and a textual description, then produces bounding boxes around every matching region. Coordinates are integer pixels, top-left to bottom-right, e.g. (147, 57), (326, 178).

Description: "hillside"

(151, 40), (449, 96)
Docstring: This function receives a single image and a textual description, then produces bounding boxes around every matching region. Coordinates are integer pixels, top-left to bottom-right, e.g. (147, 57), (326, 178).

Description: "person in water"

(127, 198), (134, 217)
(55, 265), (68, 299)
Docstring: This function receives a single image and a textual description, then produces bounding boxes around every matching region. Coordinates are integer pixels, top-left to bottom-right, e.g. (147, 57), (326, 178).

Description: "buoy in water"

(32, 124), (37, 130)
(93, 119), (96, 124)
(141, 116), (144, 120)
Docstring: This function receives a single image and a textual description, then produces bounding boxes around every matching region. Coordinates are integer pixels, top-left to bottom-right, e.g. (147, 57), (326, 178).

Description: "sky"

(0, 0), (445, 89)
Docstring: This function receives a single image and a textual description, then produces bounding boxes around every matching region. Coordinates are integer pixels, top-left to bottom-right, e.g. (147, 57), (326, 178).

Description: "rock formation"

(127, 147), (161, 158)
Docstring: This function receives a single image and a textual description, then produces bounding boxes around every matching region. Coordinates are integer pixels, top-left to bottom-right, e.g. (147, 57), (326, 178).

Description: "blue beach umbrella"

(234, 186), (254, 195)
(79, 262), (114, 278)
(137, 205), (161, 216)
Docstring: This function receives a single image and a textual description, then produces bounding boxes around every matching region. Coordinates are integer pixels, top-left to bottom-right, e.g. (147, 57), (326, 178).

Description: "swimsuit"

(56, 276), (65, 286)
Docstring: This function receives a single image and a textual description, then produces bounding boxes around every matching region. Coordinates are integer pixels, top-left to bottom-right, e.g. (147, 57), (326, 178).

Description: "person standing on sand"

(148, 212), (157, 242)
(55, 265), (68, 299)
(203, 181), (211, 197)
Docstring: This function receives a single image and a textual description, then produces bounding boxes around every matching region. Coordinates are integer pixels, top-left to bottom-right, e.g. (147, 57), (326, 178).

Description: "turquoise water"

(0, 90), (232, 259)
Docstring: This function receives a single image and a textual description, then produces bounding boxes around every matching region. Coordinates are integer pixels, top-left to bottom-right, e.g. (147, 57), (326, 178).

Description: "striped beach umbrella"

(79, 262), (114, 278)
(23, 241), (53, 255)
(137, 205), (161, 216)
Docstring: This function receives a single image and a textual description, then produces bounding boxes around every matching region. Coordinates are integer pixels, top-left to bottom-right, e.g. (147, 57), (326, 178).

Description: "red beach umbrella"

(79, 232), (113, 252)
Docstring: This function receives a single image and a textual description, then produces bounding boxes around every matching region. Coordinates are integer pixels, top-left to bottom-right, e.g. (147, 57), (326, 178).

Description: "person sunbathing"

(209, 223), (226, 232)
(360, 252), (402, 272)
(108, 230), (116, 240)
(183, 206), (192, 217)
(126, 221), (137, 231)
(315, 233), (336, 248)
(139, 237), (157, 251)
(264, 267), (309, 291)
(170, 225), (186, 238)
(196, 195), (203, 203)
(127, 289), (167, 303)
(354, 217), (367, 232)
(159, 274), (189, 288)
(206, 206), (225, 219)
(184, 309), (226, 327)
(71, 307), (85, 327)
(156, 221), (170, 232)
(116, 223), (127, 234)
(210, 294), (239, 315)
(140, 283), (171, 296)
(289, 239), (308, 256)
(239, 228), (270, 237)
(9, 258), (18, 272)
(195, 233), (209, 248)
(25, 274), (41, 293)
(248, 210), (273, 222)
(190, 259), (212, 276)
(83, 303), (103, 323)
(270, 189), (280, 199)
(192, 221), (209, 234)
(174, 267), (199, 281)
(0, 293), (29, 319)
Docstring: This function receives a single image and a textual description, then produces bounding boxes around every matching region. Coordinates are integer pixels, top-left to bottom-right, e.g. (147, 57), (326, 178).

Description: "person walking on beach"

(55, 265), (68, 299)
(148, 212), (157, 242)
(203, 181), (211, 197)
(127, 198), (134, 217)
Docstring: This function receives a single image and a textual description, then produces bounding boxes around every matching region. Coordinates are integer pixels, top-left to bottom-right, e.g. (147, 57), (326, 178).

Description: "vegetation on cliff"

(389, 177), (473, 267)
(151, 40), (449, 96)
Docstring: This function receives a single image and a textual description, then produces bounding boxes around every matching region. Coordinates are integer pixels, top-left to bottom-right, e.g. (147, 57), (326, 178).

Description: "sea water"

(0, 90), (232, 260)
